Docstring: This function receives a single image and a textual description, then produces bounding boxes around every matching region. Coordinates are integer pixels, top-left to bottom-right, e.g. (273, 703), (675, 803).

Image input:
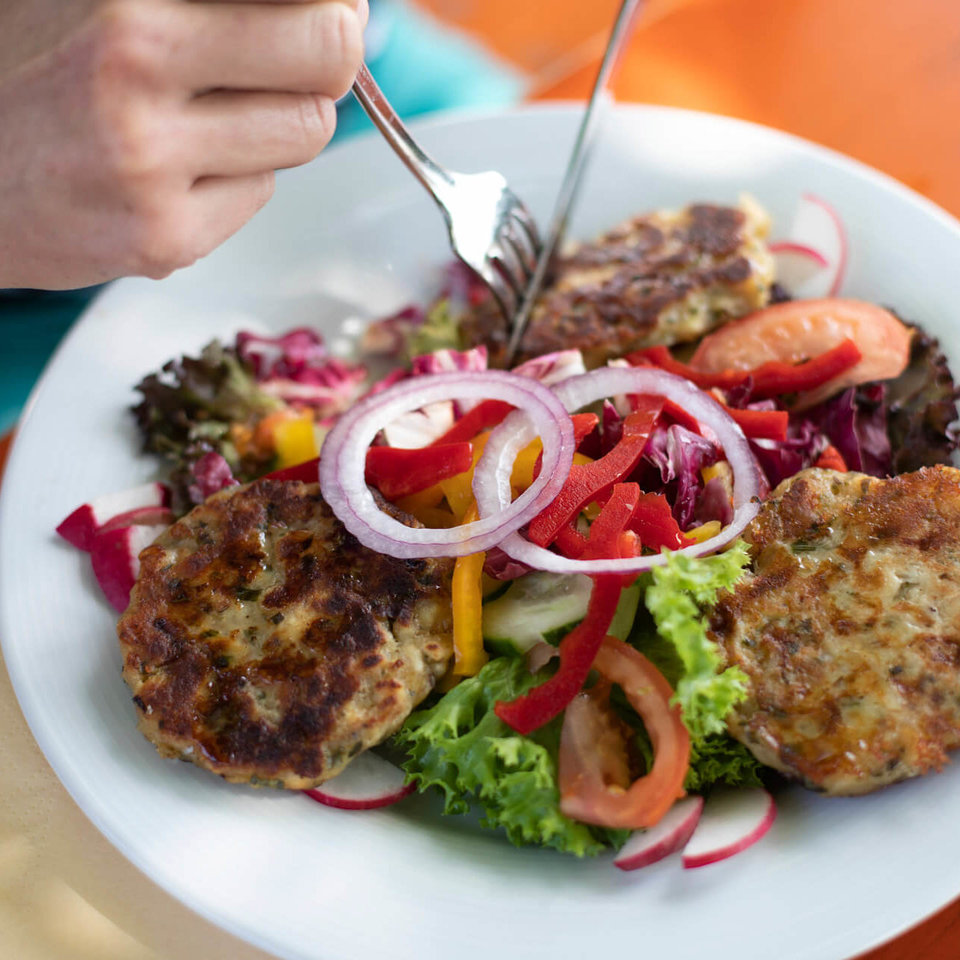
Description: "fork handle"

(351, 64), (455, 201)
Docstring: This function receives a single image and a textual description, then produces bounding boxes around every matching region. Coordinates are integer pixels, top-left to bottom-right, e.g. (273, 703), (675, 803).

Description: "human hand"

(0, 0), (367, 289)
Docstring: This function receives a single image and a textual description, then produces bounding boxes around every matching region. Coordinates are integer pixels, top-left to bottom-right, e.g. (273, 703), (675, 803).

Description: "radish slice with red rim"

(98, 506), (175, 533)
(90, 522), (169, 612)
(681, 787), (776, 869)
(56, 482), (170, 552)
(614, 796), (704, 871)
(769, 241), (830, 292)
(474, 366), (762, 575)
(303, 752), (414, 810)
(777, 194), (847, 298)
(318, 370), (576, 558)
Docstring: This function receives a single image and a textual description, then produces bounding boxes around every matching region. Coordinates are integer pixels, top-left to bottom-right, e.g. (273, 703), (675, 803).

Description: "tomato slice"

(689, 298), (911, 407)
(558, 636), (690, 830)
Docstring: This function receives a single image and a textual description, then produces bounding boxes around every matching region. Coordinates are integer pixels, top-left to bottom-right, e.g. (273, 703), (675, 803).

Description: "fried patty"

(466, 198), (773, 368)
(711, 466), (960, 795)
(117, 479), (454, 789)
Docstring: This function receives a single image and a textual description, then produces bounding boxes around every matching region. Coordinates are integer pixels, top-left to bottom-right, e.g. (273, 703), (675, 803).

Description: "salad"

(56, 195), (960, 871)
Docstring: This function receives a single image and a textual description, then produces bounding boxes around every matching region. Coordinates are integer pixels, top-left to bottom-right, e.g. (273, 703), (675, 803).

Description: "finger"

(176, 1), (365, 98)
(184, 90), (336, 177)
(133, 173), (275, 279)
(201, 0), (371, 32)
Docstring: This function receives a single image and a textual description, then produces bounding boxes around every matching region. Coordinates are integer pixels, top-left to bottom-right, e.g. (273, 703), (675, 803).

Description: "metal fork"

(351, 64), (540, 320)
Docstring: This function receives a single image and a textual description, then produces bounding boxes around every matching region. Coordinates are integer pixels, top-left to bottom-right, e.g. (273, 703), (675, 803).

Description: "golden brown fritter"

(711, 466), (960, 796)
(465, 199), (774, 368)
(118, 480), (453, 789)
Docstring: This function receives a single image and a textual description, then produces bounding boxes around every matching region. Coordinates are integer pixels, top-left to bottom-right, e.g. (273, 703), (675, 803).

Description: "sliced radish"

(681, 787), (776, 869)
(56, 482), (170, 552)
(382, 401), (455, 449)
(613, 796), (704, 871)
(774, 193), (847, 299)
(90, 522), (169, 612)
(98, 505), (175, 533)
(769, 241), (830, 292)
(303, 751), (414, 810)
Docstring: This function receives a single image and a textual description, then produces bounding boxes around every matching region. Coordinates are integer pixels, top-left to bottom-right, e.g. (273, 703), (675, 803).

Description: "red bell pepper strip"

(749, 339), (863, 398)
(430, 399), (513, 446)
(814, 444), (848, 471)
(365, 442), (473, 501)
(526, 398), (663, 548)
(494, 574), (624, 735)
(628, 345), (749, 390)
(554, 522), (588, 559)
(266, 457), (320, 483)
(571, 412), (600, 447)
(580, 483), (641, 566)
(630, 492), (696, 551)
(496, 487), (647, 734)
(659, 398), (702, 434)
(530, 412), (601, 484)
(720, 405), (789, 441)
(628, 340), (862, 400)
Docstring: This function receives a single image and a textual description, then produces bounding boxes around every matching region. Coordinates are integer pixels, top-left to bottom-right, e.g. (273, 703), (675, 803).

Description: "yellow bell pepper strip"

(451, 503), (488, 676)
(365, 441), (473, 501)
(686, 519), (721, 543)
(394, 482), (459, 528)
(272, 409), (319, 469)
(510, 438), (544, 492)
(515, 413), (600, 491)
(526, 399), (663, 549)
(438, 432), (489, 521)
(395, 482), (445, 512)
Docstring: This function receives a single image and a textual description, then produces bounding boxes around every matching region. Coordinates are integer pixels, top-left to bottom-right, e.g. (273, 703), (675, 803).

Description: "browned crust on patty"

(711, 466), (960, 795)
(464, 201), (773, 368)
(118, 480), (453, 788)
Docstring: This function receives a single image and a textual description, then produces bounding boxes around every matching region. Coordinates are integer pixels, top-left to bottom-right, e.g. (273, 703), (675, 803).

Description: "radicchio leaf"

(643, 425), (720, 529)
(750, 418), (825, 488)
(186, 451), (239, 505)
(806, 384), (891, 477)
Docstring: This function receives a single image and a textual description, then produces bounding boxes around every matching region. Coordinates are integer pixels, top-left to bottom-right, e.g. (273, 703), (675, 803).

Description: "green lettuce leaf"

(396, 657), (627, 856)
(684, 735), (764, 792)
(407, 299), (462, 358)
(641, 542), (751, 742)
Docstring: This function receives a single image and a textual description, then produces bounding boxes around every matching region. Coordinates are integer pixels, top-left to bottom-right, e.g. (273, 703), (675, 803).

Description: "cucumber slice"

(609, 583), (641, 642)
(482, 572), (593, 656)
(482, 574), (645, 657)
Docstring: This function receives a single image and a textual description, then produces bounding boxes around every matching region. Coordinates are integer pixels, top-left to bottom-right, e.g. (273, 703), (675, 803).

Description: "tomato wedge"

(559, 636), (690, 830)
(688, 298), (911, 407)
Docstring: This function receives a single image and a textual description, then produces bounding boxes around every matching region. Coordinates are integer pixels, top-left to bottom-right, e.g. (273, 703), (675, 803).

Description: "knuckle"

(130, 205), (198, 279)
(90, 1), (165, 85)
(104, 107), (166, 184)
(293, 95), (336, 161)
(311, 4), (364, 98)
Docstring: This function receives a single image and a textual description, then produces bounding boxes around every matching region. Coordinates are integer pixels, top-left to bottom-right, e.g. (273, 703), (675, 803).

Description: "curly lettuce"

(396, 657), (627, 857)
(640, 542), (752, 743)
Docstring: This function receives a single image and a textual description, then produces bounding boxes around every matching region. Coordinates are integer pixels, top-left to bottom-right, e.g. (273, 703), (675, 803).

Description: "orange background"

(420, 0), (960, 218)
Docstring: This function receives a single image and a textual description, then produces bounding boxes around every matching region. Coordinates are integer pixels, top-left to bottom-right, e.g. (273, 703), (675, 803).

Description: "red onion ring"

(318, 370), (575, 558)
(474, 366), (762, 574)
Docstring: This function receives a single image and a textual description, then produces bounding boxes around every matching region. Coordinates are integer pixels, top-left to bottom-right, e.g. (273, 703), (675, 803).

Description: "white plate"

(3, 104), (960, 960)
